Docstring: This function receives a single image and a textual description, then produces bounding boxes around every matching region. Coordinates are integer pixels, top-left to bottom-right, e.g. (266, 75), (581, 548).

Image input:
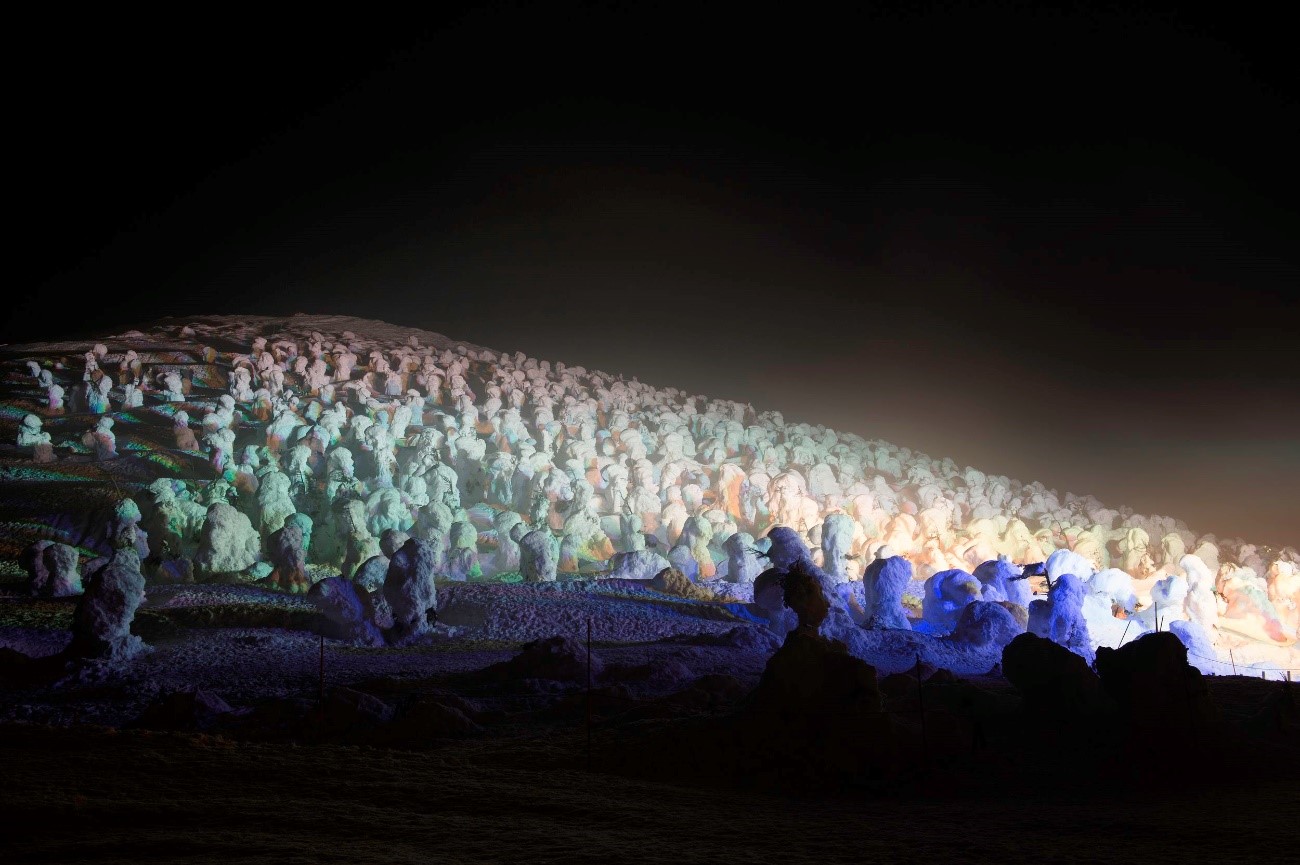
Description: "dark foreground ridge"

(4, 623), (1300, 864)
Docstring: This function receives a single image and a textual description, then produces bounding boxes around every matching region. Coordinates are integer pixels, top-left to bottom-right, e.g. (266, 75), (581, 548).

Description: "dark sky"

(9, 2), (1299, 547)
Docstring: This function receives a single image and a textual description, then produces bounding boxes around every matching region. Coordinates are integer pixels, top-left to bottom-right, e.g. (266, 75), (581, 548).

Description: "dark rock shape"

(1095, 631), (1215, 738)
(1001, 632), (1100, 717)
(391, 698), (482, 738)
(666, 626), (782, 654)
(747, 626), (881, 718)
(724, 622), (895, 785)
(879, 672), (917, 698)
(134, 688), (233, 731)
(662, 674), (748, 712)
(319, 686), (395, 735)
(779, 563), (831, 630)
(485, 634), (602, 683)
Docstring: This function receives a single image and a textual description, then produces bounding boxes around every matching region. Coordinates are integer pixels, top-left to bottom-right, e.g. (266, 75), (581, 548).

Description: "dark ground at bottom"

(3, 722), (1298, 865)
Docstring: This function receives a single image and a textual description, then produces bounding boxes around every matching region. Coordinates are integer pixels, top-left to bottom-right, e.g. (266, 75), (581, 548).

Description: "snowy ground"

(0, 563), (1043, 729)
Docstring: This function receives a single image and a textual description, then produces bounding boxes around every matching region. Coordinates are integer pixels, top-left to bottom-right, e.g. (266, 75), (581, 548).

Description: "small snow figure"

(677, 515), (715, 579)
(17, 414), (55, 462)
(256, 469), (297, 536)
(47, 382), (65, 413)
(1181, 554), (1219, 634)
(404, 390), (425, 427)
(162, 370), (185, 402)
(204, 427), (236, 473)
(23, 540), (82, 597)
(87, 375), (111, 414)
(230, 366), (255, 402)
(447, 520), (481, 580)
(819, 513), (856, 582)
(83, 417), (118, 460)
(173, 411), (200, 451)
(1046, 548), (1097, 584)
(485, 511), (524, 576)
(120, 349), (142, 383)
(338, 499), (382, 579)
(120, 380), (144, 409)
(390, 402), (413, 441)
(723, 531), (764, 584)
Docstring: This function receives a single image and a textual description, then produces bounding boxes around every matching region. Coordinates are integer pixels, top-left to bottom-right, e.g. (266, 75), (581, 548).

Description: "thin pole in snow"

(586, 617), (593, 771)
(915, 652), (928, 759)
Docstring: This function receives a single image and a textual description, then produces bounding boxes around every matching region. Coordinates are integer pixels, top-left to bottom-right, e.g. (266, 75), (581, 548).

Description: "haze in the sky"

(9, 4), (1299, 547)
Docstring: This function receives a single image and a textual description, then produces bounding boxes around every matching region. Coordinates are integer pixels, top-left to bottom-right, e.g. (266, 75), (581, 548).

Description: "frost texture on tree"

(519, 529), (559, 583)
(383, 538), (438, 644)
(920, 569), (982, 634)
(863, 555), (913, 630)
(69, 548), (146, 662)
(196, 502), (261, 576)
(23, 540), (82, 597)
(309, 576), (384, 646)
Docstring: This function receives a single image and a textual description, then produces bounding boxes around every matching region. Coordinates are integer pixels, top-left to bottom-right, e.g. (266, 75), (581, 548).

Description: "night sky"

(9, 3), (1298, 547)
